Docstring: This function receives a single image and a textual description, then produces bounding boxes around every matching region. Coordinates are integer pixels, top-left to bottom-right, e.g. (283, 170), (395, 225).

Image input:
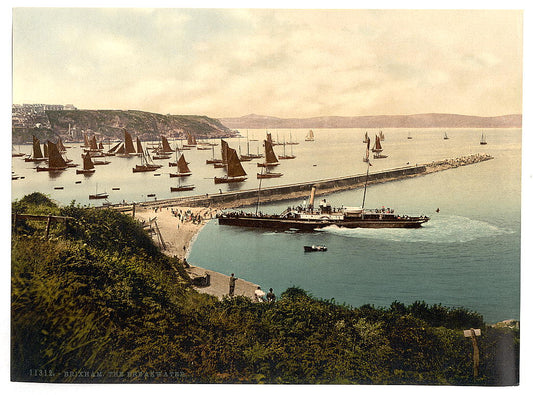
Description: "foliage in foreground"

(11, 193), (519, 385)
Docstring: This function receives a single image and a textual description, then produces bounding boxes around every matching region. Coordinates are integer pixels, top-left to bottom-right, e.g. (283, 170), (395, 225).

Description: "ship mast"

(362, 140), (371, 209)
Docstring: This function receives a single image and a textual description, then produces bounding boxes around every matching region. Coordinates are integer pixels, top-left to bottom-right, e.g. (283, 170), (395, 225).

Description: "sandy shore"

(134, 206), (261, 300)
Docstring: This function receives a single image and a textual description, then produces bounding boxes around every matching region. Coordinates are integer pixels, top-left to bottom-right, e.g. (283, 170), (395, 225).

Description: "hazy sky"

(12, 8), (523, 118)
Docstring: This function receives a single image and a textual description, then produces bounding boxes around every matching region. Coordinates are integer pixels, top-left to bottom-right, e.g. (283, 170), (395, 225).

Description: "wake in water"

(317, 215), (514, 244)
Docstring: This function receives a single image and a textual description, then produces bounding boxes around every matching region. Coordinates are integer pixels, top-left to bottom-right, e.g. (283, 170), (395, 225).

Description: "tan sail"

(124, 129), (136, 154)
(177, 154), (191, 174)
(33, 136), (44, 159)
(90, 136), (98, 150)
(136, 137), (143, 154)
(161, 136), (173, 152)
(226, 148), (247, 178)
(372, 135), (383, 152)
(257, 139), (279, 167)
(57, 137), (66, 152)
(221, 139), (229, 164)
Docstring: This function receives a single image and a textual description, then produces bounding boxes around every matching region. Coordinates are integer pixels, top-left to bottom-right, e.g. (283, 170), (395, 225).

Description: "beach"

(134, 205), (261, 300)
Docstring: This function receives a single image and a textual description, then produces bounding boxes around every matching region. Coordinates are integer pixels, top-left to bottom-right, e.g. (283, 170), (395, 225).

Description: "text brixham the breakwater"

(108, 153), (493, 211)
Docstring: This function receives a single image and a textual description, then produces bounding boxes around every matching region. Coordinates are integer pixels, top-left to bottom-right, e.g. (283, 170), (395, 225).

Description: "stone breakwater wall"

(108, 153), (493, 211)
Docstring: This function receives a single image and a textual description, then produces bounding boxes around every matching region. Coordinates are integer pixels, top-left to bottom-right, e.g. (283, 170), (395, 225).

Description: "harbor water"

(12, 128), (521, 322)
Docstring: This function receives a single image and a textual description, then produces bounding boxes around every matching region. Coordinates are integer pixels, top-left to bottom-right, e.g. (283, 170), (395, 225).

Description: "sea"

(11, 128), (521, 323)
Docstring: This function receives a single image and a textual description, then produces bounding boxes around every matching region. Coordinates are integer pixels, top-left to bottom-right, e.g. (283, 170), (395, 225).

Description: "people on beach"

(266, 288), (276, 302)
(229, 273), (237, 296)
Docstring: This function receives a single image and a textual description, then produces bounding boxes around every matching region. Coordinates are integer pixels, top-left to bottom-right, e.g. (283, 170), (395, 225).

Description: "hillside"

(11, 193), (519, 384)
(220, 113), (522, 129)
(13, 109), (236, 143)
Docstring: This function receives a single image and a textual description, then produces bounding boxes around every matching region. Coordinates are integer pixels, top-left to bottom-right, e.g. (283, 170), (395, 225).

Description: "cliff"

(14, 109), (235, 143)
(220, 113), (522, 129)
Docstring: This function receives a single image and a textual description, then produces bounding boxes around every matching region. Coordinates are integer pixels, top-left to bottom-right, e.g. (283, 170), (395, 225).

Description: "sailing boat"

(363, 132), (370, 144)
(480, 132), (488, 145)
(257, 139), (280, 167)
(305, 130), (315, 142)
(206, 144), (223, 164)
(170, 153), (192, 177)
(407, 132), (413, 140)
(120, 129), (138, 157)
(183, 131), (197, 148)
(57, 137), (67, 153)
(36, 141), (68, 172)
(105, 142), (121, 156)
(240, 131), (263, 160)
(379, 130), (385, 141)
(213, 139), (229, 168)
(444, 132), (449, 140)
(76, 153), (96, 174)
(12, 145), (25, 157)
(286, 132), (299, 145)
(257, 164), (283, 179)
(132, 145), (161, 173)
(372, 135), (387, 159)
(25, 136), (47, 162)
(151, 137), (172, 159)
(278, 141), (296, 160)
(89, 183), (108, 200)
(170, 179), (195, 192)
(160, 136), (174, 153)
(214, 147), (247, 184)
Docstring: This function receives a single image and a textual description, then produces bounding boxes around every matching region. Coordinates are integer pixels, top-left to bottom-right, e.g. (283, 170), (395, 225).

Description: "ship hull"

(217, 215), (428, 230)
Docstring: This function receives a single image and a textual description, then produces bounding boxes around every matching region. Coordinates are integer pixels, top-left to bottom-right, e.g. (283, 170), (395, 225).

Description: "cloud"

(12, 9), (523, 118)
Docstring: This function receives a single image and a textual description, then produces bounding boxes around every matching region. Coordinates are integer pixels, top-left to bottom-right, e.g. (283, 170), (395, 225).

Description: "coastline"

(134, 205), (261, 300)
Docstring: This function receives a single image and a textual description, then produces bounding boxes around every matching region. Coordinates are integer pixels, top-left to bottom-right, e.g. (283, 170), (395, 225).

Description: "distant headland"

(220, 113), (522, 129)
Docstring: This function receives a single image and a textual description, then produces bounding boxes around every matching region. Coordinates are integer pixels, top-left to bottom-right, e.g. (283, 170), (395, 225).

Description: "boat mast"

(255, 167), (264, 215)
(362, 140), (371, 209)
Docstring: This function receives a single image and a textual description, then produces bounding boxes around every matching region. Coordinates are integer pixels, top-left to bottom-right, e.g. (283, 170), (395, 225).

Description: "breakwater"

(109, 153), (493, 211)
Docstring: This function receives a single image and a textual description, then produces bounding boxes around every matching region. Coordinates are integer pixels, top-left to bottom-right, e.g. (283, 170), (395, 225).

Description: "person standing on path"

(229, 273), (237, 296)
(266, 288), (276, 302)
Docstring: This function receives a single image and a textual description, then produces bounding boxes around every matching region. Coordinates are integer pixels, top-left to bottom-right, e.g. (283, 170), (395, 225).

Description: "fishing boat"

(372, 135), (387, 158)
(132, 147), (161, 173)
(24, 136), (47, 162)
(206, 144), (224, 165)
(379, 130), (385, 141)
(159, 136), (174, 154)
(257, 170), (283, 179)
(444, 132), (449, 140)
(278, 142), (296, 160)
(362, 132), (370, 144)
(305, 130), (315, 142)
(214, 147), (247, 184)
(92, 158), (111, 165)
(257, 139), (280, 167)
(76, 153), (96, 174)
(117, 129), (139, 157)
(363, 139), (371, 163)
(304, 245), (327, 252)
(105, 142), (121, 156)
(480, 132), (488, 145)
(240, 134), (264, 161)
(36, 141), (68, 172)
(12, 145), (25, 157)
(169, 153), (192, 177)
(170, 179), (195, 192)
(89, 184), (108, 200)
(217, 143), (429, 230)
(407, 132), (413, 140)
(286, 132), (299, 145)
(183, 131), (197, 148)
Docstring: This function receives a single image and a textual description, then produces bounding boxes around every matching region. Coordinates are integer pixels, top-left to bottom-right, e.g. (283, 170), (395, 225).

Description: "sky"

(11, 6), (523, 118)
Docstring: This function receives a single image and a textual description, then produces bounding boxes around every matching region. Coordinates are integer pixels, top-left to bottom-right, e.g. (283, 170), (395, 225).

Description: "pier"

(108, 153), (493, 212)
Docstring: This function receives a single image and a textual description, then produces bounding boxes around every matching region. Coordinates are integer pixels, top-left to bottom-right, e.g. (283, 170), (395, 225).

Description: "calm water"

(12, 128), (521, 322)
